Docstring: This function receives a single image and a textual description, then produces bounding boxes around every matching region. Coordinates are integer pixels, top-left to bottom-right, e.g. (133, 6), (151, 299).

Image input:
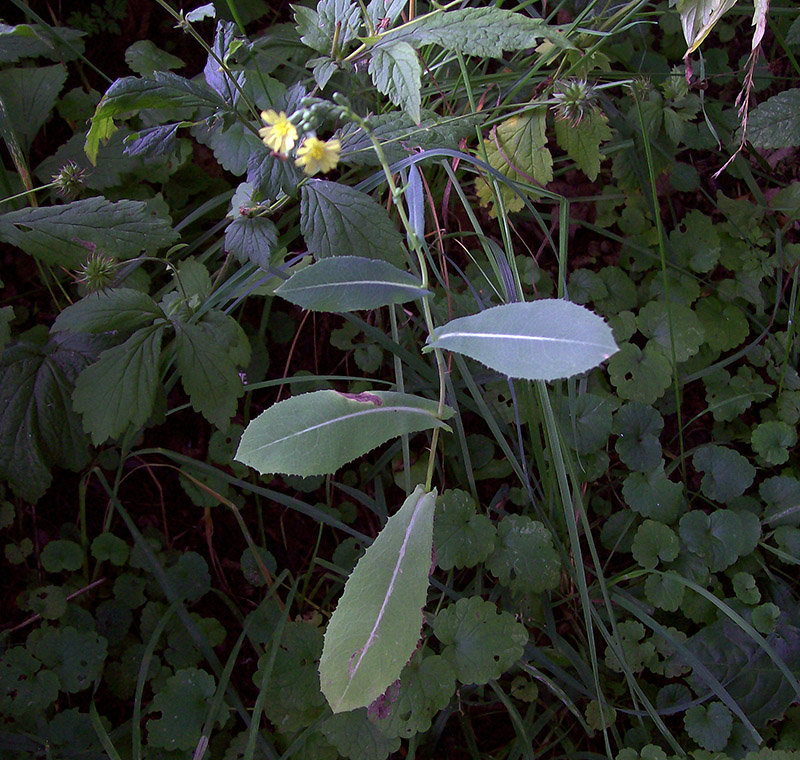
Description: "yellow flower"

(295, 137), (341, 176)
(259, 110), (298, 154)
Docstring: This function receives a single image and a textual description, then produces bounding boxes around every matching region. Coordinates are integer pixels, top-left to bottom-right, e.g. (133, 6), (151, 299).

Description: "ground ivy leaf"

(0, 329), (104, 502)
(751, 421), (797, 465)
(236, 390), (451, 477)
(41, 539), (83, 573)
(745, 88), (800, 149)
(668, 210), (720, 273)
(368, 41), (421, 123)
(174, 320), (243, 430)
(692, 444), (756, 503)
(73, 324), (165, 445)
(486, 514), (561, 594)
(760, 476), (800, 527)
(613, 402), (664, 472)
(636, 301), (704, 363)
(147, 667), (216, 751)
(26, 585), (67, 620)
(732, 572), (761, 605)
(679, 508), (761, 572)
(704, 366), (772, 423)
(0, 647), (60, 717)
(604, 620), (656, 673)
(553, 107), (611, 181)
(645, 571), (685, 612)
(607, 343), (672, 404)
(684, 701), (733, 751)
(433, 489), (495, 570)
(300, 179), (407, 266)
(622, 465), (685, 524)
(372, 651), (456, 739)
(320, 486), (435, 713)
(31, 626), (107, 693)
(322, 709), (401, 760)
(91, 533), (129, 566)
(433, 596), (528, 684)
(557, 392), (614, 454)
(631, 520), (679, 570)
(0, 197), (178, 268)
(165, 552), (211, 603)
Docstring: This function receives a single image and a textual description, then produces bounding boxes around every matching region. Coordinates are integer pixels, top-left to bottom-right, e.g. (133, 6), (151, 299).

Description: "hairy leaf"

(746, 89), (800, 149)
(319, 486), (436, 713)
(368, 41), (421, 122)
(53, 288), (164, 334)
(0, 65), (66, 152)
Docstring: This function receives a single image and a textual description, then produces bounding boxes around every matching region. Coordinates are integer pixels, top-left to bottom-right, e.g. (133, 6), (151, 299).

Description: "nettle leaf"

(631, 520), (679, 570)
(433, 489), (495, 571)
(224, 185), (279, 269)
(636, 301), (704, 363)
(276, 257), (427, 312)
(380, 7), (570, 57)
(745, 88), (800, 149)
(622, 465), (685, 524)
(53, 288), (164, 334)
(295, 0), (361, 53)
(486, 514), (561, 594)
(174, 318), (245, 430)
(751, 421), (797, 465)
(72, 324), (166, 445)
(0, 65), (66, 152)
(300, 180), (407, 266)
(553, 107), (612, 181)
(0, 329), (105, 502)
(319, 486), (436, 713)
(147, 667), (216, 751)
(679, 508), (761, 572)
(236, 390), (451, 477)
(86, 71), (228, 163)
(372, 651), (456, 739)
(322, 709), (401, 760)
(761, 476), (800, 527)
(433, 596), (528, 685)
(428, 300), (618, 382)
(0, 197), (178, 268)
(613, 402), (664, 472)
(607, 343), (672, 404)
(684, 702), (733, 751)
(692, 444), (756, 503)
(368, 41), (421, 123)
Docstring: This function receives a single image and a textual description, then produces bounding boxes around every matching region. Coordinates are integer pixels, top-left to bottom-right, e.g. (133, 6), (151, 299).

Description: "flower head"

(552, 79), (597, 127)
(75, 249), (118, 293)
(52, 161), (86, 199)
(295, 137), (341, 176)
(259, 110), (298, 155)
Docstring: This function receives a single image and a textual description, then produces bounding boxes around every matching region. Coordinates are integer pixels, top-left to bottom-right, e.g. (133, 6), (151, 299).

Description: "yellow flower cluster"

(259, 110), (340, 177)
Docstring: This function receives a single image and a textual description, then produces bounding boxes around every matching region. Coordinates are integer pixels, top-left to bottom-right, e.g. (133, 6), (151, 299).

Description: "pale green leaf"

(124, 40), (184, 77)
(433, 596), (528, 684)
(319, 485), (436, 713)
(368, 41), (421, 123)
(235, 390), (452, 477)
(746, 89), (800, 149)
(72, 325), (165, 445)
(675, 0), (739, 53)
(553, 107), (612, 181)
(0, 197), (178, 268)
(427, 299), (618, 381)
(275, 257), (428, 312)
(300, 179), (407, 266)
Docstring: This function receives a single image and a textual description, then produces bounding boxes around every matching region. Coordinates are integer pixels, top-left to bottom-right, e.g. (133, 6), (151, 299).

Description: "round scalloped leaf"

(645, 571), (685, 612)
(147, 667), (216, 751)
(622, 465), (685, 524)
(733, 572), (761, 605)
(695, 297), (749, 352)
(426, 299), (618, 381)
(0, 647), (60, 717)
(761, 476), (800, 527)
(485, 514), (561, 594)
(692, 445), (756, 503)
(604, 620), (655, 674)
(433, 596), (528, 685)
(632, 520), (679, 569)
(752, 603), (781, 634)
(613, 402), (664, 472)
(27, 585), (67, 620)
(586, 699), (617, 730)
(30, 626), (107, 693)
(373, 652), (456, 739)
(208, 423), (243, 465)
(322, 708), (401, 760)
(165, 552), (210, 603)
(41, 539), (83, 573)
(669, 211), (720, 273)
(557, 393), (614, 454)
(751, 421), (797, 465)
(684, 702), (733, 751)
(608, 343), (672, 404)
(90, 533), (129, 566)
(637, 301), (704, 362)
(704, 366), (771, 423)
(679, 509), (761, 572)
(433, 489), (495, 570)
(240, 546), (277, 587)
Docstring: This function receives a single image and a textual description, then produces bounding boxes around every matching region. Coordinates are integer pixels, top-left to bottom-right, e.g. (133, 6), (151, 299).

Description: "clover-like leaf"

(692, 445), (756, 503)
(622, 465), (685, 524)
(433, 489), (495, 571)
(631, 520), (679, 570)
(679, 509), (761, 572)
(147, 667), (216, 751)
(751, 421), (797, 465)
(613, 402), (664, 472)
(486, 514), (561, 594)
(607, 343), (672, 404)
(433, 596), (528, 684)
(684, 702), (733, 751)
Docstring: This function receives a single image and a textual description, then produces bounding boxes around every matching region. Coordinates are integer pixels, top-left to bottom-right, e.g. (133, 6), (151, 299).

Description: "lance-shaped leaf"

(275, 257), (428, 312)
(427, 299), (618, 381)
(319, 485), (436, 713)
(235, 390), (451, 477)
